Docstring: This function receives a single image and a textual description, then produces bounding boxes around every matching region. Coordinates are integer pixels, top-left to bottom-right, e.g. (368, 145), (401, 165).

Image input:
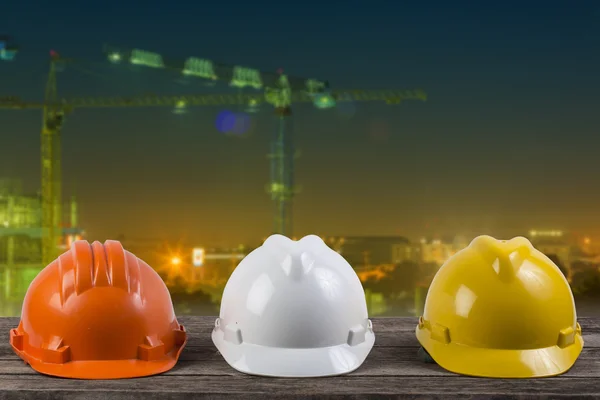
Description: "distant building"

(326, 235), (469, 268)
(391, 242), (422, 264)
(185, 247), (246, 302)
(526, 229), (572, 267)
(534, 242), (571, 266)
(327, 236), (410, 267)
(420, 237), (456, 266)
(0, 179), (41, 228)
(393, 235), (470, 266)
(0, 178), (82, 265)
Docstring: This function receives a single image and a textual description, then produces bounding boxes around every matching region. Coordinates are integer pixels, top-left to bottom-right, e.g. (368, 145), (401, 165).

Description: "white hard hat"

(212, 234), (375, 377)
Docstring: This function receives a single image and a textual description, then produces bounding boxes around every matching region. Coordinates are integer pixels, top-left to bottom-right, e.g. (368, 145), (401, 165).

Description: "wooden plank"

(2, 331), (599, 359)
(1, 317), (599, 398)
(0, 375), (599, 399)
(1, 346), (599, 377)
(1, 317), (598, 355)
(2, 316), (599, 333)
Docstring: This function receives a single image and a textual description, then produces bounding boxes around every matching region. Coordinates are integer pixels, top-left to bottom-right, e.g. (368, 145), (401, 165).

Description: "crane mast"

(41, 55), (64, 264)
(270, 107), (295, 235)
(267, 75), (296, 235)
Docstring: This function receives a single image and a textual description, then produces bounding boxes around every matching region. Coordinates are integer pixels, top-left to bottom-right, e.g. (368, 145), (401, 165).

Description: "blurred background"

(1, 229), (599, 317)
(1, 1), (599, 317)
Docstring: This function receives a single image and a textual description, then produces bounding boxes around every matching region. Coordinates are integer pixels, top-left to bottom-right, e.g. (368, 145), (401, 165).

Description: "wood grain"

(0, 317), (598, 399)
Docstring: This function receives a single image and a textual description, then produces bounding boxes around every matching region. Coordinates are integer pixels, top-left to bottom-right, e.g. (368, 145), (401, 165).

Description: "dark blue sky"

(1, 1), (599, 245)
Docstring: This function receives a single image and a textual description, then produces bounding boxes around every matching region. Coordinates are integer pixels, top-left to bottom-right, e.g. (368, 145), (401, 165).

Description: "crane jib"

(106, 46), (328, 94)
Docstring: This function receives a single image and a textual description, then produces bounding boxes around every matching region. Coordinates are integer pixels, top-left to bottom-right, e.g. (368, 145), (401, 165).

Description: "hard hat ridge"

(59, 240), (143, 304)
(281, 251), (316, 279)
(263, 234), (330, 279)
(297, 234), (329, 253)
(263, 234), (329, 256)
(469, 235), (535, 281)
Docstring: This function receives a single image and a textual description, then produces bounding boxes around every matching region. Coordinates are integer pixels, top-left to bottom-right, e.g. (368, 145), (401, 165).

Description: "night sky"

(1, 1), (599, 246)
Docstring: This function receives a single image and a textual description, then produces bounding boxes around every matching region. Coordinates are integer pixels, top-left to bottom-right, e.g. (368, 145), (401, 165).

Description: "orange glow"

(357, 269), (387, 282)
(157, 241), (190, 285)
(65, 234), (82, 248)
(356, 264), (396, 282)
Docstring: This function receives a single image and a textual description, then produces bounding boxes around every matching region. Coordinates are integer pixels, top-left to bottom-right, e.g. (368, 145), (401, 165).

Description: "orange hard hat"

(10, 240), (187, 379)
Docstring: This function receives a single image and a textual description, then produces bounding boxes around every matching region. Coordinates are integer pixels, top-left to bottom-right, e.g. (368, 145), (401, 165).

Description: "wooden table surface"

(1, 316), (599, 399)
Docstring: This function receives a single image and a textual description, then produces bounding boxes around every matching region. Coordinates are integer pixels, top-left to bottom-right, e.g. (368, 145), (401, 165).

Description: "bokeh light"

(216, 110), (236, 132)
(215, 110), (252, 136)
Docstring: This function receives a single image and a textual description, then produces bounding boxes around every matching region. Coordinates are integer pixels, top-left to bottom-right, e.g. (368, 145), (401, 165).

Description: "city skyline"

(1, 1), (599, 244)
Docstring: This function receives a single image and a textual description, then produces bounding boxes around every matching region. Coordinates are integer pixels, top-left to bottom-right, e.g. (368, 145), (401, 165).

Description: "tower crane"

(102, 45), (427, 236)
(0, 49), (426, 265)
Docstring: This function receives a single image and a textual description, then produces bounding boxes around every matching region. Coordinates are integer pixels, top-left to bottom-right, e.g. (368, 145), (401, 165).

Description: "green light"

(230, 66), (263, 89)
(173, 100), (187, 114)
(108, 52), (121, 63)
(183, 57), (217, 79)
(130, 49), (164, 68)
(313, 94), (336, 109)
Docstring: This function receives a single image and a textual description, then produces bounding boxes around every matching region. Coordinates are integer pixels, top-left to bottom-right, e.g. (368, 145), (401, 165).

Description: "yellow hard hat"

(416, 235), (583, 378)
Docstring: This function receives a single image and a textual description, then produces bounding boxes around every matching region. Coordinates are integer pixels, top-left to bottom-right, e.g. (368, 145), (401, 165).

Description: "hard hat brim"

(12, 343), (187, 380)
(212, 328), (375, 377)
(416, 326), (583, 378)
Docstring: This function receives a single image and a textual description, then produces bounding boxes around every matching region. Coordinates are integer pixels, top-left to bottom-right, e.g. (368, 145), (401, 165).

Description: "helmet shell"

(213, 234), (375, 377)
(10, 240), (187, 379)
(416, 235), (583, 378)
